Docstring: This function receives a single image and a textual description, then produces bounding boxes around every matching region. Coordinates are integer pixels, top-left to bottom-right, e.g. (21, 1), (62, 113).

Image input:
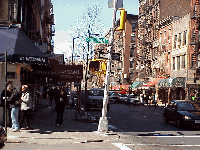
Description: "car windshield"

(112, 93), (118, 96)
(120, 94), (126, 97)
(88, 90), (104, 96)
(177, 102), (196, 111)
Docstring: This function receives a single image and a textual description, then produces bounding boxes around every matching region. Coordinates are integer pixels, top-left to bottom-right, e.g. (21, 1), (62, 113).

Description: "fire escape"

(190, 0), (200, 68)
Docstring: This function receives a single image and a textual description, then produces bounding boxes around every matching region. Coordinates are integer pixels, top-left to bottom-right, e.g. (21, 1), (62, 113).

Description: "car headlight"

(184, 116), (191, 120)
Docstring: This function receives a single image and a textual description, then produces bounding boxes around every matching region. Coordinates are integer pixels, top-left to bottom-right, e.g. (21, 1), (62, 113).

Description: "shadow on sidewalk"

(27, 103), (99, 134)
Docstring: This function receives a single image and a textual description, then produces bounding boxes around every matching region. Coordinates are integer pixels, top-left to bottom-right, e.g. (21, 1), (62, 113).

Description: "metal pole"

(4, 51), (7, 133)
(72, 37), (74, 65)
(98, 0), (117, 133)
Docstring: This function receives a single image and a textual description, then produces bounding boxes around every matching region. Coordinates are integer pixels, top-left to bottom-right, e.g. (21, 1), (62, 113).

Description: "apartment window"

(130, 48), (135, 57)
(177, 56), (180, 70)
(168, 29), (171, 41)
(131, 36), (136, 43)
(182, 55), (185, 69)
(178, 33), (181, 47)
(174, 35), (177, 48)
(173, 57), (175, 70)
(160, 33), (162, 44)
(183, 31), (187, 45)
(130, 61), (134, 68)
(132, 23), (136, 31)
(164, 31), (166, 44)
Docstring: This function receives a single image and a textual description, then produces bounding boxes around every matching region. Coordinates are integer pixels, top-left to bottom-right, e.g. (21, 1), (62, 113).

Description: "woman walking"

(20, 85), (32, 130)
(10, 88), (22, 132)
(55, 88), (67, 127)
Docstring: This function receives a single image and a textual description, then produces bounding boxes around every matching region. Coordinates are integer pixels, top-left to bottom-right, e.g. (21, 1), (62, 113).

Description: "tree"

(68, 4), (106, 62)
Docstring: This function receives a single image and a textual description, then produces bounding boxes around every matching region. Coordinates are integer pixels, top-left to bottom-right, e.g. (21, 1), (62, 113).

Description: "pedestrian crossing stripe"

(112, 143), (132, 150)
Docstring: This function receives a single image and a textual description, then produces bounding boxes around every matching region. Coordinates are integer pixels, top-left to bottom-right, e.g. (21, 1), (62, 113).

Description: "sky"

(51, 0), (139, 58)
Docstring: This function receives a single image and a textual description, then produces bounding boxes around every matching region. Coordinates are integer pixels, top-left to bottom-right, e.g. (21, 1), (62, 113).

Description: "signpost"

(86, 37), (109, 44)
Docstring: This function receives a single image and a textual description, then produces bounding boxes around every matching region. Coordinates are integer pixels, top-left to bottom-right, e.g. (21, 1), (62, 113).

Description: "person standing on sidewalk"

(10, 88), (22, 132)
(1, 81), (13, 127)
(20, 85), (32, 130)
(55, 88), (68, 127)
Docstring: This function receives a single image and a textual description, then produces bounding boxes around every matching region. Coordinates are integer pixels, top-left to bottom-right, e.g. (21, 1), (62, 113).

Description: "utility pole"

(97, 0), (118, 133)
(4, 51), (7, 133)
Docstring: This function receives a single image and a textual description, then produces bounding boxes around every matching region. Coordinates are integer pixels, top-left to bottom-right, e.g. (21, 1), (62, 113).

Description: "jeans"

(11, 107), (20, 130)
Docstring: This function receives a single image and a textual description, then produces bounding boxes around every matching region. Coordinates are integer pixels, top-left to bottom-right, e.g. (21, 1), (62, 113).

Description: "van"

(85, 88), (110, 111)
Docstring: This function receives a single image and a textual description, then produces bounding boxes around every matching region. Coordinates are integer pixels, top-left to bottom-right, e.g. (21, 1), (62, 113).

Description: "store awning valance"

(0, 28), (46, 64)
(130, 81), (143, 89)
(146, 77), (165, 87)
(158, 77), (186, 88)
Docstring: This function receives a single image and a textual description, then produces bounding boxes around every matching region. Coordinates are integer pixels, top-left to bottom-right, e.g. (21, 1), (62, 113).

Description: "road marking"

(136, 135), (200, 137)
(112, 143), (132, 150)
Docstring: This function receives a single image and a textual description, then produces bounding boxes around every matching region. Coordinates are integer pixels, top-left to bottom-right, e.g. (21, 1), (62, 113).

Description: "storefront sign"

(13, 54), (48, 64)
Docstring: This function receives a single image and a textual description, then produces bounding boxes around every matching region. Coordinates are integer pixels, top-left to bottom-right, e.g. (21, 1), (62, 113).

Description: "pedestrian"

(127, 94), (131, 106)
(0, 81), (13, 127)
(10, 88), (22, 132)
(20, 85), (32, 130)
(48, 87), (54, 109)
(55, 88), (68, 127)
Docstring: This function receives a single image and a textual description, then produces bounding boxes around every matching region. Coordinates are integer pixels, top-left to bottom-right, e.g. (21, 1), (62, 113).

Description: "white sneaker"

(12, 129), (20, 132)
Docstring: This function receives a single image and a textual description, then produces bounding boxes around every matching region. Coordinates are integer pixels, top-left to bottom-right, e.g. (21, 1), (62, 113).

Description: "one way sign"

(98, 52), (121, 61)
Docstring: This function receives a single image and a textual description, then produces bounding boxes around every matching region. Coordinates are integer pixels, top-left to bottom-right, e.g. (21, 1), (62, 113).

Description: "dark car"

(0, 126), (7, 145)
(163, 100), (200, 128)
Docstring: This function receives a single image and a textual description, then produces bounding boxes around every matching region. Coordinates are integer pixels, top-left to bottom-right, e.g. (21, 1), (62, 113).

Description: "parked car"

(119, 94), (128, 104)
(130, 94), (141, 105)
(0, 126), (7, 145)
(163, 100), (200, 128)
(85, 88), (110, 111)
(109, 91), (120, 103)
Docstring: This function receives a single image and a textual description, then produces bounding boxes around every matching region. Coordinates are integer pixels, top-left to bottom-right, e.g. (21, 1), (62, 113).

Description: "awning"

(112, 84), (130, 91)
(0, 28), (46, 63)
(146, 77), (166, 87)
(158, 77), (186, 88)
(130, 81), (143, 89)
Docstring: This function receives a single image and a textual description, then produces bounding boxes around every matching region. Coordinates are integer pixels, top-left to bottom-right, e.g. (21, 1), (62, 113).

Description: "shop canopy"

(146, 77), (166, 87)
(0, 28), (47, 64)
(158, 77), (186, 88)
(112, 84), (130, 91)
(130, 81), (143, 89)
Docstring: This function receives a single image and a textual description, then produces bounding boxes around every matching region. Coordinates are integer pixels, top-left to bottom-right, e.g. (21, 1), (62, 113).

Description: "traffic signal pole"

(97, 0), (118, 133)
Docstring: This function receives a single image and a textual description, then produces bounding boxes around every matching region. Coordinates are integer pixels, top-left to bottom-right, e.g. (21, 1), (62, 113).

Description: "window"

(182, 55), (185, 69)
(178, 33), (181, 47)
(183, 31), (187, 45)
(132, 23), (136, 31)
(174, 35), (177, 48)
(130, 48), (135, 57)
(164, 31), (166, 44)
(131, 36), (136, 43)
(130, 61), (134, 68)
(160, 33), (162, 44)
(173, 57), (175, 70)
(177, 56), (180, 70)
(168, 29), (171, 41)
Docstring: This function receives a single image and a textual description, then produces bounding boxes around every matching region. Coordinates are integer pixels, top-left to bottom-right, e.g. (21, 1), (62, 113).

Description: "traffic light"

(118, 9), (126, 31)
(89, 61), (100, 72)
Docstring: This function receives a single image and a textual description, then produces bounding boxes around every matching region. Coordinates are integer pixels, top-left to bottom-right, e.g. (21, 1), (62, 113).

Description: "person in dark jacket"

(10, 88), (22, 132)
(1, 81), (13, 127)
(55, 89), (68, 127)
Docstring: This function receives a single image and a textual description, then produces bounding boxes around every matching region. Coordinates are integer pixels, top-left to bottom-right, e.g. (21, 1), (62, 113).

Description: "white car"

(130, 94), (141, 105)
(119, 94), (128, 103)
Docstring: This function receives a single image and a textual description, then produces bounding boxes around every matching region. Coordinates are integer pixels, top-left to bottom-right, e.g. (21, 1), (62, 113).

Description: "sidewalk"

(6, 99), (121, 145)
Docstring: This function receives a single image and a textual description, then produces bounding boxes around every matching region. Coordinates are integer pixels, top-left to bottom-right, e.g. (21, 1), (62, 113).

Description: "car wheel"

(176, 119), (182, 128)
(164, 115), (169, 124)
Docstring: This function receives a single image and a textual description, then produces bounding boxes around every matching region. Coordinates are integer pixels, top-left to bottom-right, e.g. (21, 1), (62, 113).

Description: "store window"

(178, 33), (181, 47)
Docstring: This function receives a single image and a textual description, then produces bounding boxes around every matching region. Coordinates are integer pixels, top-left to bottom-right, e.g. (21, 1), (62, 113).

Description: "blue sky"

(51, 0), (139, 56)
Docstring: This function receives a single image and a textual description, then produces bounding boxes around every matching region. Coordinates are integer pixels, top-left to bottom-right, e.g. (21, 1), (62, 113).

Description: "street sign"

(98, 52), (121, 61)
(86, 37), (109, 44)
(108, 0), (123, 8)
